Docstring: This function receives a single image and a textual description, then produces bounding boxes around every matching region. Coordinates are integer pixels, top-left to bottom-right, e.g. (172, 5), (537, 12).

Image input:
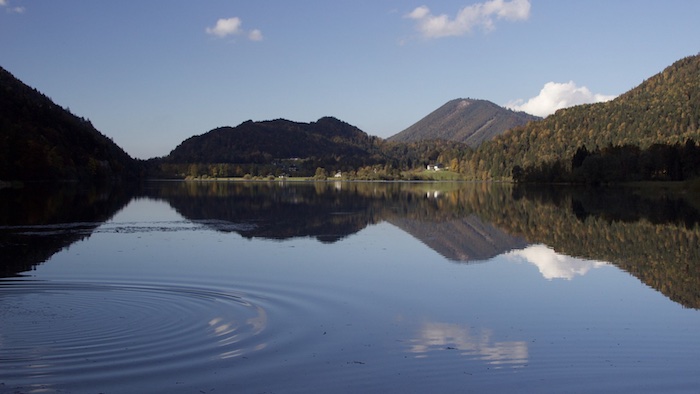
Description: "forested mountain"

(166, 117), (380, 163)
(467, 54), (700, 181)
(389, 98), (540, 147)
(0, 66), (140, 182)
(157, 117), (393, 178)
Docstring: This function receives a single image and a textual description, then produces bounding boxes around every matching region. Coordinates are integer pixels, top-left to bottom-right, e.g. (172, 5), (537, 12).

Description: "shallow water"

(1, 182), (700, 393)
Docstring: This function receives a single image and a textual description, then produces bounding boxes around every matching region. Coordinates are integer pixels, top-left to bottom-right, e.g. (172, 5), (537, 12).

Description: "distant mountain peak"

(457, 98), (474, 108)
(389, 98), (540, 147)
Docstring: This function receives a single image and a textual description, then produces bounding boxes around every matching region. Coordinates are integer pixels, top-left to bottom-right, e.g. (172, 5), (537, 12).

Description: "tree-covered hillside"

(0, 67), (140, 182)
(465, 54), (700, 180)
(166, 117), (381, 163)
(156, 117), (390, 178)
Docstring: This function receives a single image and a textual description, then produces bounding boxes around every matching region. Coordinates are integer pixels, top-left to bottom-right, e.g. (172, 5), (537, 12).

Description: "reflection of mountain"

(142, 181), (380, 243)
(143, 181), (526, 262)
(0, 184), (133, 277)
(386, 214), (526, 262)
(481, 185), (700, 309)
(3, 182), (526, 278)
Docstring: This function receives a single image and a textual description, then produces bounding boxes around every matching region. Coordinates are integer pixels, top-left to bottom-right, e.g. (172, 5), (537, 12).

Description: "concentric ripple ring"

(0, 279), (293, 390)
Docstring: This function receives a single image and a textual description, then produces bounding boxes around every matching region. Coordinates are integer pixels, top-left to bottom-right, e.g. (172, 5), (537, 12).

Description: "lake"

(1, 181), (700, 393)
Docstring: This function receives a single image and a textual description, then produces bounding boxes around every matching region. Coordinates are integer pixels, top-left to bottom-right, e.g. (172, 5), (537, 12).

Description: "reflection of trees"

(0, 184), (133, 277)
(480, 185), (700, 309)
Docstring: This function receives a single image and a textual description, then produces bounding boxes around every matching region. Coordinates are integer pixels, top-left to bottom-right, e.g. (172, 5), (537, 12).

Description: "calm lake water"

(1, 181), (700, 393)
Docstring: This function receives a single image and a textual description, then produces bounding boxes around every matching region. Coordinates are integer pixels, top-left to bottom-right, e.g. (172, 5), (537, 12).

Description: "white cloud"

(505, 244), (608, 280)
(407, 5), (430, 19)
(206, 17), (242, 38)
(248, 29), (263, 41)
(206, 17), (263, 42)
(0, 0), (25, 13)
(506, 81), (617, 117)
(405, 0), (530, 38)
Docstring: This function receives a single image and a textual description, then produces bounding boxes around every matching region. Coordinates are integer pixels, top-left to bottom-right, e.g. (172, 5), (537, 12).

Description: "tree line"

(512, 139), (700, 184)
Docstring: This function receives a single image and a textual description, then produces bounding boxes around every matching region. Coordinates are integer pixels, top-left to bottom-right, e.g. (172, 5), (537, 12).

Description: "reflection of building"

(425, 190), (441, 199)
(409, 322), (528, 366)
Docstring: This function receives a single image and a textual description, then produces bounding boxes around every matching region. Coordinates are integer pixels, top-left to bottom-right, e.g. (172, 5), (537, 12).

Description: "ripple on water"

(0, 279), (312, 392)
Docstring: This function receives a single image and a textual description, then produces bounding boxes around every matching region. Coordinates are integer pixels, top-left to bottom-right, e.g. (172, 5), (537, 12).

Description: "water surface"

(1, 182), (699, 393)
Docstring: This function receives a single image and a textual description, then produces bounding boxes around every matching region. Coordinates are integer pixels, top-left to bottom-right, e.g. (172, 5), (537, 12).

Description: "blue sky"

(1, 1), (699, 159)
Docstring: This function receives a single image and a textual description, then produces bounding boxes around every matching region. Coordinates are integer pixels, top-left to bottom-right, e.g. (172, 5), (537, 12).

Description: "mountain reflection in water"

(2, 181), (700, 309)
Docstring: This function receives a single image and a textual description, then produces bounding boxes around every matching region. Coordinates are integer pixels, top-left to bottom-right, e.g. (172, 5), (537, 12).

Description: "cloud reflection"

(208, 305), (268, 359)
(506, 244), (608, 280)
(409, 322), (528, 366)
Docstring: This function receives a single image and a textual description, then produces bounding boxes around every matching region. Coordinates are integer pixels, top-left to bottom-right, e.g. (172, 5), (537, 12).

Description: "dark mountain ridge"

(389, 98), (540, 147)
(0, 66), (140, 182)
(166, 116), (382, 164)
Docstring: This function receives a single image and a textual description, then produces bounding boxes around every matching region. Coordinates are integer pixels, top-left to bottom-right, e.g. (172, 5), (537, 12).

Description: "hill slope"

(469, 53), (700, 179)
(389, 98), (540, 147)
(161, 117), (387, 177)
(167, 117), (379, 163)
(0, 66), (139, 182)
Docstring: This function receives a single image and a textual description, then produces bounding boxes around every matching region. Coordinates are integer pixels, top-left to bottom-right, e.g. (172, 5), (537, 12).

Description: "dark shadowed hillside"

(0, 66), (140, 182)
(389, 98), (540, 147)
(166, 117), (380, 163)
(158, 117), (388, 177)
